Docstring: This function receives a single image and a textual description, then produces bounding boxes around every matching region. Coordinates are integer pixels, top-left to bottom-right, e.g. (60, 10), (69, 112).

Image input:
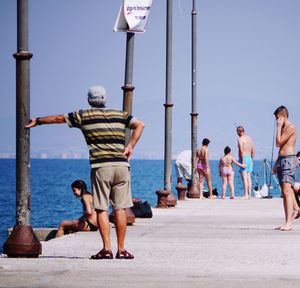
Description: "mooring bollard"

(176, 185), (187, 200)
(187, 179), (200, 198)
(156, 190), (170, 208)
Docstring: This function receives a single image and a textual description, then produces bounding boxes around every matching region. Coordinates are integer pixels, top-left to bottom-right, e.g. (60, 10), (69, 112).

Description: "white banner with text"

(114, 0), (153, 33)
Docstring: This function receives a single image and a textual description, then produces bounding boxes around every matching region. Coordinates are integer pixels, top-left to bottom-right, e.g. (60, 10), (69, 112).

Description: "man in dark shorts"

(26, 85), (144, 259)
(272, 106), (298, 231)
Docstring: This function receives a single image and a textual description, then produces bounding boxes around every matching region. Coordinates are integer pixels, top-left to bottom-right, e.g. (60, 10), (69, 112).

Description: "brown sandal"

(90, 249), (113, 260)
(116, 250), (134, 259)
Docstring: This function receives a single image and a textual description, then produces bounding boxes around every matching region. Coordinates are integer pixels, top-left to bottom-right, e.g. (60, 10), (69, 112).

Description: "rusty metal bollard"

(176, 185), (187, 200)
(187, 178), (200, 198)
(3, 225), (41, 258)
(156, 190), (170, 208)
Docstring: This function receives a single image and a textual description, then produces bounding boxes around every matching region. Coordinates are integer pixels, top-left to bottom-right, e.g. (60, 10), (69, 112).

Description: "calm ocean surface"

(1, 158), (296, 253)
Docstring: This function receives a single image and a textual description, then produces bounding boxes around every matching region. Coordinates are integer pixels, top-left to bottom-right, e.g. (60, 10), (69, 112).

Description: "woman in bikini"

(194, 138), (214, 199)
(55, 180), (98, 237)
(218, 146), (246, 199)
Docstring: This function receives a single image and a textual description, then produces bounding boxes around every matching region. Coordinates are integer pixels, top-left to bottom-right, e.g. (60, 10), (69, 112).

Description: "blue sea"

(0, 158), (295, 254)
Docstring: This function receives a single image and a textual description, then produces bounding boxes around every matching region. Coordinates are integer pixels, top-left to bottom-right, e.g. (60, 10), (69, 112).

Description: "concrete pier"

(1, 198), (300, 288)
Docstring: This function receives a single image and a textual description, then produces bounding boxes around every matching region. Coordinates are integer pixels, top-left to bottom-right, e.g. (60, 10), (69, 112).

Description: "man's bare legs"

(114, 208), (127, 252)
(246, 172), (252, 199)
(240, 172), (250, 199)
(228, 174), (235, 199)
(278, 182), (294, 231)
(96, 209), (128, 252)
(97, 210), (111, 251)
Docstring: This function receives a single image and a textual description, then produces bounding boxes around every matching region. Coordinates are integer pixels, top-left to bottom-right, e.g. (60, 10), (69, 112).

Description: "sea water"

(0, 158), (296, 253)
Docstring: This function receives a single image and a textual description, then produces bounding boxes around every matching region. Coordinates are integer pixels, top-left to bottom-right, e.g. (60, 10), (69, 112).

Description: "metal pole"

(3, 0), (41, 257)
(16, 0), (31, 227)
(188, 0), (200, 198)
(156, 0), (176, 208)
(164, 0), (173, 192)
(164, 0), (176, 206)
(122, 32), (135, 142)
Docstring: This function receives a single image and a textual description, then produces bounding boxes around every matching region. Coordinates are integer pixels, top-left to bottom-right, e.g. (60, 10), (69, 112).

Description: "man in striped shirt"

(26, 85), (144, 259)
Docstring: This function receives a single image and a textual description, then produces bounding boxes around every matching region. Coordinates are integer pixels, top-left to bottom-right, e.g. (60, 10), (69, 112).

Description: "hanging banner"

(114, 0), (153, 33)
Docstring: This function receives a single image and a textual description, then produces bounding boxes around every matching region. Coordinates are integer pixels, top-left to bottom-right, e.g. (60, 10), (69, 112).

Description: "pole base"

(3, 225), (42, 258)
(176, 185), (187, 200)
(166, 192), (177, 207)
(156, 190), (170, 208)
(187, 181), (200, 198)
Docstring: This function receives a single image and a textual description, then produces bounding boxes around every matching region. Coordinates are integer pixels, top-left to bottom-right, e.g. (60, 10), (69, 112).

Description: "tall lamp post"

(3, 0), (41, 257)
(114, 1), (152, 140)
(121, 31), (136, 224)
(122, 32), (135, 142)
(156, 0), (177, 207)
(114, 0), (153, 219)
(187, 0), (200, 198)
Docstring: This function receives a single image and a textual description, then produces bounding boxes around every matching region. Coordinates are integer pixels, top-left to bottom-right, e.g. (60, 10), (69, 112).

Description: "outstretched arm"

(123, 119), (145, 161)
(232, 157), (246, 168)
(25, 115), (66, 128)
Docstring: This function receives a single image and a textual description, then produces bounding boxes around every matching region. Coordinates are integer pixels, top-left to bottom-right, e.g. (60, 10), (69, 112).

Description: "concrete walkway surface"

(1, 198), (300, 288)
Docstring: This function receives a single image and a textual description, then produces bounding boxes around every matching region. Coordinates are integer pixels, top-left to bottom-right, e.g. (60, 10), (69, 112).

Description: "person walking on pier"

(194, 138), (214, 199)
(272, 106), (298, 231)
(26, 85), (145, 259)
(236, 126), (255, 199)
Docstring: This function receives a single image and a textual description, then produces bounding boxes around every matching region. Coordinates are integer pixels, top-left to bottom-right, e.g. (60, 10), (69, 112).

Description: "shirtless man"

(272, 106), (298, 231)
(237, 126), (255, 199)
(194, 138), (213, 199)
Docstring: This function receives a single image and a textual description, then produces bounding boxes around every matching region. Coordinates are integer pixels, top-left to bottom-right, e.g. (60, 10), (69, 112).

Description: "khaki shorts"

(91, 166), (133, 211)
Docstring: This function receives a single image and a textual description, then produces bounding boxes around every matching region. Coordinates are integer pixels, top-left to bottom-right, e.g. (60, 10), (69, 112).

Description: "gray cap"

(87, 85), (107, 107)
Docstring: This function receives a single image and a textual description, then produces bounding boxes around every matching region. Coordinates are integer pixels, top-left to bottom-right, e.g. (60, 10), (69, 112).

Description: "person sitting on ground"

(218, 146), (246, 199)
(175, 150), (192, 187)
(55, 180), (98, 237)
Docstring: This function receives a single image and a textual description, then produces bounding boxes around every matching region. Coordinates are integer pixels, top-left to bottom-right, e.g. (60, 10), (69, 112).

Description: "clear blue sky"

(1, 0), (299, 160)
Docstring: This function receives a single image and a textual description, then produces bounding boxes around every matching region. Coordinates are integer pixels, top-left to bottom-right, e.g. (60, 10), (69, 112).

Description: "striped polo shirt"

(65, 108), (135, 168)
